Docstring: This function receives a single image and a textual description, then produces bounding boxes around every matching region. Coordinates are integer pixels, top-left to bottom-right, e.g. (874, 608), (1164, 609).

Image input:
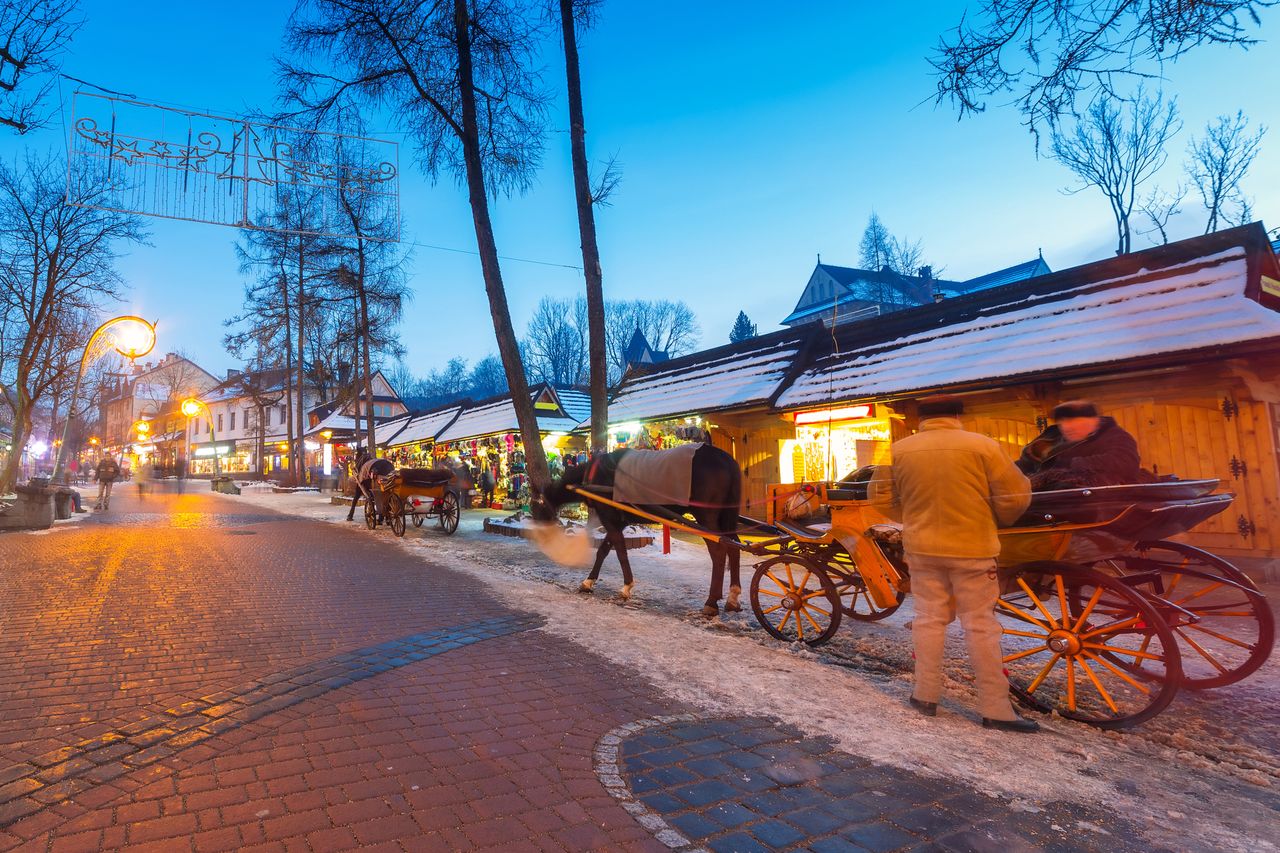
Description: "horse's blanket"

(614, 445), (700, 506)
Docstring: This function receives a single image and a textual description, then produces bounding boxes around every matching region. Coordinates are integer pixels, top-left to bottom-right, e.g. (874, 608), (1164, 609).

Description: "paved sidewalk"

(0, 487), (1149, 851)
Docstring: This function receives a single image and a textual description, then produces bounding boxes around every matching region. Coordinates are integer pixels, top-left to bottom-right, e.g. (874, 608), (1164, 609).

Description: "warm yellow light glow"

(88, 437), (99, 445)
(278, 442), (288, 451)
(133, 420), (150, 434)
(105, 317), (157, 360)
(181, 398), (206, 418)
(793, 405), (873, 425)
(320, 429), (333, 440)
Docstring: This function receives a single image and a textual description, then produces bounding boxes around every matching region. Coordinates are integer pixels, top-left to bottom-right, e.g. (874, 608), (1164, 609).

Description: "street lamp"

(180, 397), (221, 477)
(52, 315), (158, 483)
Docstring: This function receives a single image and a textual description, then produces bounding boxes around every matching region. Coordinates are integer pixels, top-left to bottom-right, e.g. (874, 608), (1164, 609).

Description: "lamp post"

(52, 316), (157, 483)
(181, 398), (220, 477)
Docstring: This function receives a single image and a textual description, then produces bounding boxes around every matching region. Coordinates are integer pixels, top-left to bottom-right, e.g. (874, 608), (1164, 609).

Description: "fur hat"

(1052, 400), (1099, 420)
(918, 396), (964, 418)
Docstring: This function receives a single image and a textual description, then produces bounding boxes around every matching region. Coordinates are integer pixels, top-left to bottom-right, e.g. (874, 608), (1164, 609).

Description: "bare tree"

(1188, 111), (1266, 234)
(557, 0), (609, 452)
(1138, 184), (1186, 245)
(0, 151), (146, 490)
(603, 298), (700, 383)
(1051, 90), (1181, 255)
(281, 0), (554, 490)
(0, 0), (81, 133)
(931, 0), (1274, 134)
(524, 295), (588, 386)
(469, 354), (508, 398)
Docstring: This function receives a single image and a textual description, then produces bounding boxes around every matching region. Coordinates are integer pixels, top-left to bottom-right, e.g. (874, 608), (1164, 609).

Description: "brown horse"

(531, 445), (743, 616)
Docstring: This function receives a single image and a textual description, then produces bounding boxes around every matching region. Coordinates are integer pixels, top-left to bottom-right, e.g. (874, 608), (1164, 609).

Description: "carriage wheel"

(388, 495), (406, 537)
(363, 497), (377, 530)
(750, 555), (842, 646)
(438, 491), (460, 535)
(412, 508), (425, 528)
(1093, 541), (1274, 689)
(995, 562), (1181, 729)
(825, 544), (905, 621)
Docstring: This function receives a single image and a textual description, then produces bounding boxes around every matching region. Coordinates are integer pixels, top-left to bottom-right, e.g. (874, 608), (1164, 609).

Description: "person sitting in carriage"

(1016, 400), (1143, 490)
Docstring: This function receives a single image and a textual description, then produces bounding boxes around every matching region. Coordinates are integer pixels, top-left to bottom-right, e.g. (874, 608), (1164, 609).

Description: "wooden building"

(774, 224), (1280, 560)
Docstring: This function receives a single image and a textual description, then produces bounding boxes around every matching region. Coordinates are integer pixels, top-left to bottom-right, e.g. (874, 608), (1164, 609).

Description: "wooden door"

(1107, 397), (1274, 555)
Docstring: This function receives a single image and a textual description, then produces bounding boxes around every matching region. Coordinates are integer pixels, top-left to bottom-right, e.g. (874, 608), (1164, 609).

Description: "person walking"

(869, 396), (1037, 732)
(94, 453), (122, 511)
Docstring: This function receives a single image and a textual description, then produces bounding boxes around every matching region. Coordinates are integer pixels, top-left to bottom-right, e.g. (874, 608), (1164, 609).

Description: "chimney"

(918, 265), (932, 281)
(226, 368), (242, 380)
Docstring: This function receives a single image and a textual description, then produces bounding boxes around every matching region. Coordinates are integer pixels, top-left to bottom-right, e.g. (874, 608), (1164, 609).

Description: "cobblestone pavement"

(0, 486), (1144, 851)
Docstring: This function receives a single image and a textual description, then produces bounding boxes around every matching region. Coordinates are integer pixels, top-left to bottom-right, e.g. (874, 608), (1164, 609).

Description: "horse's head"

(529, 462), (588, 522)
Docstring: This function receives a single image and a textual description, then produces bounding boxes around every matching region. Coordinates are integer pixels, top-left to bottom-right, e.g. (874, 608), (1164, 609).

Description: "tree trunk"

(295, 242), (308, 484)
(0, 385), (31, 491)
(452, 0), (549, 492)
(356, 253), (377, 456)
(559, 0), (608, 455)
(282, 274), (296, 485)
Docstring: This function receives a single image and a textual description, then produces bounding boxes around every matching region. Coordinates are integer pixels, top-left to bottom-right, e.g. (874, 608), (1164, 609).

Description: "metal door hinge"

(1221, 397), (1239, 420)
(1237, 515), (1256, 539)
(1229, 455), (1248, 479)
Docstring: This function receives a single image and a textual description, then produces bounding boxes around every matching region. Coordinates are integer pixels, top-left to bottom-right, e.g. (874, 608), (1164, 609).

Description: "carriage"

(567, 474), (1273, 728)
(372, 468), (463, 537)
(747, 474), (1273, 728)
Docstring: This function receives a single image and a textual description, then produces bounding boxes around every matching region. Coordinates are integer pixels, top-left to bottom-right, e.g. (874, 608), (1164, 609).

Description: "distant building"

(781, 255), (1051, 328)
(100, 353), (220, 457)
(622, 328), (669, 373)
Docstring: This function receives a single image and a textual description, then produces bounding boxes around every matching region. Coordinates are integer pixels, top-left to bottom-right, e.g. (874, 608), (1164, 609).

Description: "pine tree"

(729, 311), (758, 343)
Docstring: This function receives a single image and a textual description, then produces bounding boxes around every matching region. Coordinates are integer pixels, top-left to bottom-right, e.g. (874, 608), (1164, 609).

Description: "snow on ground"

(234, 488), (1280, 852)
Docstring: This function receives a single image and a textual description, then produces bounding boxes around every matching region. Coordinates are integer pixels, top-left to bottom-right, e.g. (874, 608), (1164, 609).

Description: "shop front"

(778, 404), (898, 483)
(606, 416), (709, 452)
(190, 441), (245, 476)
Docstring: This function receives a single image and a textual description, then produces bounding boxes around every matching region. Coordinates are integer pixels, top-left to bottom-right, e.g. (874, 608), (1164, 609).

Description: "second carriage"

(374, 468), (464, 537)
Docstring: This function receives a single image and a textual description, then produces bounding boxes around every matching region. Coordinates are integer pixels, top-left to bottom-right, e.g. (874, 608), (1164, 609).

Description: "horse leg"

(612, 528), (636, 600)
(724, 541), (743, 612)
(702, 540), (727, 617)
(580, 535), (613, 594)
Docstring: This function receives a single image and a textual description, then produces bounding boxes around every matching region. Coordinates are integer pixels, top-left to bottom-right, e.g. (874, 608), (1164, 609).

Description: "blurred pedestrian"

(870, 396), (1037, 732)
(94, 453), (121, 511)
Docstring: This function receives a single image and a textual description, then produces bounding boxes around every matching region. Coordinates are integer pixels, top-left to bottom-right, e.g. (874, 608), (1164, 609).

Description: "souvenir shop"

(432, 431), (588, 508)
(777, 404), (897, 483)
(606, 416), (710, 452)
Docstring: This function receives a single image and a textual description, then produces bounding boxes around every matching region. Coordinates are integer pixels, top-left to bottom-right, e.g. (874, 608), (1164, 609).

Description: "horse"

(531, 444), (743, 616)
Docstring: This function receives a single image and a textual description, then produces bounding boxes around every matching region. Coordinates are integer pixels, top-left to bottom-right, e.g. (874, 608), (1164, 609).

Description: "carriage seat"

(774, 519), (830, 541)
(396, 468), (454, 487)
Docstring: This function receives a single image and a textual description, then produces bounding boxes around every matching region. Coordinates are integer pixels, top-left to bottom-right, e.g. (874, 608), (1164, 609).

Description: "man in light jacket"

(870, 396), (1037, 732)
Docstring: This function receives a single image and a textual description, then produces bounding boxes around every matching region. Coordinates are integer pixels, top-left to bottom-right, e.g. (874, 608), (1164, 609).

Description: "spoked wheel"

(412, 506), (425, 528)
(438, 491), (460, 535)
(996, 562), (1181, 729)
(824, 545), (905, 621)
(363, 497), (377, 530)
(388, 495), (406, 537)
(1094, 541), (1274, 689)
(750, 555), (842, 646)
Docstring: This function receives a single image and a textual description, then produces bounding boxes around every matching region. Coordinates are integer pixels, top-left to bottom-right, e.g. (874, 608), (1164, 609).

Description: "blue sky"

(6, 1), (1278, 379)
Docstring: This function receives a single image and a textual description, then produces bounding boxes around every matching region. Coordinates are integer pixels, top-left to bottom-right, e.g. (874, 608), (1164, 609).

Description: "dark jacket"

(358, 458), (394, 484)
(1016, 417), (1141, 488)
(96, 458), (121, 483)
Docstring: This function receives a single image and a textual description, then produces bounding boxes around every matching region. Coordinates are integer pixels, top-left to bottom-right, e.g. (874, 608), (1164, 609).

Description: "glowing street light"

(133, 420), (151, 435)
(181, 397), (220, 477)
(52, 316), (158, 482)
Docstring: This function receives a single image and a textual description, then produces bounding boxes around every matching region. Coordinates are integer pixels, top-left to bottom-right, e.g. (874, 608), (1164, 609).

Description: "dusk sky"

(6, 0), (1278, 379)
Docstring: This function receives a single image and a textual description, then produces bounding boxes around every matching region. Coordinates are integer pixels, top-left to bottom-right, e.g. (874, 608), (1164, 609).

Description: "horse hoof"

(725, 585), (742, 611)
(701, 604), (719, 617)
(620, 583), (634, 600)
(577, 584), (594, 595)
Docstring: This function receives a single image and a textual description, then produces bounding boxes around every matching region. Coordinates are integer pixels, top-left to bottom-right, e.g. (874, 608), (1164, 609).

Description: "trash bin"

(50, 487), (75, 520)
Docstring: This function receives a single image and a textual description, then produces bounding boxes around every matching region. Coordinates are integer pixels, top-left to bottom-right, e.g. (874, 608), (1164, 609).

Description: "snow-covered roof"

(305, 410), (361, 438)
(608, 329), (813, 423)
(556, 389), (592, 424)
(779, 247), (1280, 407)
(435, 397), (579, 442)
(384, 406), (462, 447)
